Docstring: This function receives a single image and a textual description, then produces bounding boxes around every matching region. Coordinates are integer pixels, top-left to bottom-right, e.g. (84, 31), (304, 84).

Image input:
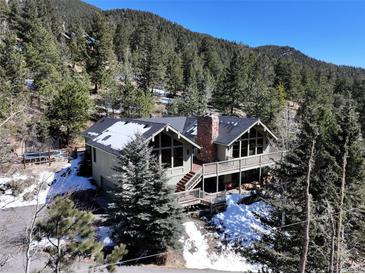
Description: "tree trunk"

(327, 201), (336, 273)
(25, 181), (47, 273)
(335, 137), (349, 273)
(299, 139), (316, 273)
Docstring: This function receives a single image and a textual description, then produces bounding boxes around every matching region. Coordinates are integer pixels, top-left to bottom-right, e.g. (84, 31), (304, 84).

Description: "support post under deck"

(216, 162), (219, 193)
(239, 159), (242, 194)
(202, 165), (205, 192)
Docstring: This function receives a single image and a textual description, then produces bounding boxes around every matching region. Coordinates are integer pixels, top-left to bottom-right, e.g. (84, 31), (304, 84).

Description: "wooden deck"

(174, 188), (227, 208)
(202, 151), (285, 178)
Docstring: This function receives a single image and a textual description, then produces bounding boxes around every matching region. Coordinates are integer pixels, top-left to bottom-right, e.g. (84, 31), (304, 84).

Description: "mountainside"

(51, 0), (365, 78)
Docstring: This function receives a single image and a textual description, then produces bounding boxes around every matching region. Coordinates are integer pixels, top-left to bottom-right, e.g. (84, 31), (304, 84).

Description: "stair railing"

(185, 168), (203, 190)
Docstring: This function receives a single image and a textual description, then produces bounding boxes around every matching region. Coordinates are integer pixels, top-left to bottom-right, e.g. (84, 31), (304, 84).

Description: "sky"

(84, 0), (365, 68)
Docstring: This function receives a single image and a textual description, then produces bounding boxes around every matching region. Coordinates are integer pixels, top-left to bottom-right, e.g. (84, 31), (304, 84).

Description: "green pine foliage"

(47, 78), (92, 145)
(108, 133), (184, 256)
(35, 197), (104, 272)
(105, 243), (128, 272)
(250, 87), (365, 272)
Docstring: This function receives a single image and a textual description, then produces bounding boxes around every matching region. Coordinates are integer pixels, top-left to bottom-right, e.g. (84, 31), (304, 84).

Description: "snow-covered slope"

(0, 153), (95, 209)
(182, 221), (260, 272)
(212, 193), (271, 247)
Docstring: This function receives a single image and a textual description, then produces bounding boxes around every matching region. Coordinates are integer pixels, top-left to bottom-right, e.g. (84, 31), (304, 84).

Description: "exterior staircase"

(176, 169), (202, 192)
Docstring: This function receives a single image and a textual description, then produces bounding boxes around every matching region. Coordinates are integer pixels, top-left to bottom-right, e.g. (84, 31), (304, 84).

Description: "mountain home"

(83, 114), (284, 206)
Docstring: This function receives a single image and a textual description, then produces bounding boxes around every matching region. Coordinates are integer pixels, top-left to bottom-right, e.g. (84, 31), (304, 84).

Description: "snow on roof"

(92, 121), (151, 151)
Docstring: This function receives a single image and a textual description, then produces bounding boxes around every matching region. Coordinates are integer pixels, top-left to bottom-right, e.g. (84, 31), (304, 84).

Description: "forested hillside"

(1, 0), (365, 152)
(1, 0), (365, 272)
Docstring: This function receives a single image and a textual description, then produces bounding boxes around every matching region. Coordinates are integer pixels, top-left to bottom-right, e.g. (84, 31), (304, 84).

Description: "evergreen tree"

(35, 197), (104, 272)
(87, 13), (114, 93)
(168, 83), (207, 116)
(24, 22), (62, 100)
(250, 86), (337, 272)
(67, 23), (88, 69)
(165, 52), (183, 95)
(109, 133), (183, 256)
(47, 78), (92, 146)
(113, 22), (130, 63)
(119, 80), (154, 118)
(331, 92), (365, 271)
(212, 51), (248, 115)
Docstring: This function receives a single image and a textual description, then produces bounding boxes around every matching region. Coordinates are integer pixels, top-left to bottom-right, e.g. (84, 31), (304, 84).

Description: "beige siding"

(90, 134), (194, 189)
(217, 145), (228, 161)
(91, 147), (117, 189)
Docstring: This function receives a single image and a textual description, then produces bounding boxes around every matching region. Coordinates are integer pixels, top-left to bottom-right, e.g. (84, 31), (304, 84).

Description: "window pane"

(152, 135), (160, 148)
(257, 131), (263, 138)
(232, 141), (240, 158)
(161, 148), (172, 168)
(173, 147), (183, 167)
(257, 147), (263, 154)
(249, 128), (256, 138)
(152, 150), (159, 163)
(249, 139), (256, 155)
(241, 140), (248, 157)
(257, 138), (263, 146)
(173, 138), (183, 146)
(161, 132), (172, 147)
(241, 133), (248, 140)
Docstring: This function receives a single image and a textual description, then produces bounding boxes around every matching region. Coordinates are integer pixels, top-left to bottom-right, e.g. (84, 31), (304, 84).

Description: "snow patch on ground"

(212, 193), (271, 247)
(0, 171), (55, 209)
(96, 226), (114, 247)
(46, 155), (95, 201)
(182, 221), (260, 272)
(0, 154), (95, 209)
(92, 121), (151, 151)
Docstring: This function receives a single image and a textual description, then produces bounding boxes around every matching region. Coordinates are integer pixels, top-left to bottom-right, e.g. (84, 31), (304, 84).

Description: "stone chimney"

(196, 114), (219, 162)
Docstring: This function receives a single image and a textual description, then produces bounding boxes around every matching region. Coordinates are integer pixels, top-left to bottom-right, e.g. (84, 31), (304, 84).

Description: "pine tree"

(168, 83), (207, 116)
(250, 86), (337, 272)
(24, 22), (62, 100)
(87, 13), (114, 93)
(35, 197), (104, 272)
(166, 52), (183, 95)
(0, 32), (27, 94)
(109, 133), (183, 256)
(212, 50), (248, 115)
(331, 92), (365, 271)
(113, 22), (130, 63)
(47, 78), (92, 146)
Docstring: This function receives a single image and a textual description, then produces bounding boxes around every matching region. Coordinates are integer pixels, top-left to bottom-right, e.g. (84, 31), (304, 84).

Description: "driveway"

(0, 205), (48, 272)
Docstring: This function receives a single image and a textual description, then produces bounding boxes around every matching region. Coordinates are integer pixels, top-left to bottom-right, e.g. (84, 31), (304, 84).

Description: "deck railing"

(173, 188), (227, 207)
(202, 151), (285, 177)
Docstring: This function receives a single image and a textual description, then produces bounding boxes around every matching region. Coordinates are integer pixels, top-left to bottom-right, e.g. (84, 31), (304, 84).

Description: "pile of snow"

(96, 226), (114, 247)
(212, 193), (271, 247)
(182, 221), (260, 272)
(92, 121), (151, 151)
(153, 88), (168, 97)
(46, 155), (95, 200)
(0, 154), (95, 209)
(159, 97), (174, 105)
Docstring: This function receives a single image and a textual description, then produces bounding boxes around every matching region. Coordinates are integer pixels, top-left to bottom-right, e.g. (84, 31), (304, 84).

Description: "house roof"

(83, 117), (200, 156)
(83, 115), (277, 155)
(138, 116), (277, 145)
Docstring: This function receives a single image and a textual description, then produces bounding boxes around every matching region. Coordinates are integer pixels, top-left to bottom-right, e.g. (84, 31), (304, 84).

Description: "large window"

(150, 132), (184, 168)
(232, 127), (264, 158)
